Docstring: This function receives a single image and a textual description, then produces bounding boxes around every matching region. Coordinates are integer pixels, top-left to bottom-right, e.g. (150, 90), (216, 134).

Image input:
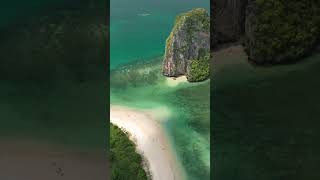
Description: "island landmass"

(162, 8), (210, 82)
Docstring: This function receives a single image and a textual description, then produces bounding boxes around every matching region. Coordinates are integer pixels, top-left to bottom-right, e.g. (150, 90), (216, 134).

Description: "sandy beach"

(213, 45), (248, 68)
(110, 105), (185, 180)
(166, 76), (188, 87)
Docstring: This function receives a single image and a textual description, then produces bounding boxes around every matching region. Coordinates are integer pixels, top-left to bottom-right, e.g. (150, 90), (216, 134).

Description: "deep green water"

(0, 1), (107, 150)
(0, 0), (79, 27)
(110, 0), (210, 179)
(0, 80), (107, 149)
(212, 52), (320, 180)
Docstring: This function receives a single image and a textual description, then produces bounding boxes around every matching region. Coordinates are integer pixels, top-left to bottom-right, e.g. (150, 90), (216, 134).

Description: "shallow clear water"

(110, 60), (210, 180)
(110, 1), (210, 179)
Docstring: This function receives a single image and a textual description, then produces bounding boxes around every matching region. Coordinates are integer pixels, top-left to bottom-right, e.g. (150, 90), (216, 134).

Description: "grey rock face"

(162, 8), (210, 77)
(212, 0), (247, 47)
(244, 0), (258, 58)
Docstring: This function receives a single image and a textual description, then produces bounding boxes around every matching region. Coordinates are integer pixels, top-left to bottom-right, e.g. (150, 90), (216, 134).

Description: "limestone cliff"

(213, 0), (320, 64)
(212, 0), (247, 47)
(162, 8), (210, 82)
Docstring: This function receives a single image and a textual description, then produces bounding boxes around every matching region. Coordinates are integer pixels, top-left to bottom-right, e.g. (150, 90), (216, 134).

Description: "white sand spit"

(110, 105), (185, 180)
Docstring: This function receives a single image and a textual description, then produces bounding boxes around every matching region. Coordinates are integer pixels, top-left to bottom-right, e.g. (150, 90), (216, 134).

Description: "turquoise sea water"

(110, 1), (210, 179)
(110, 60), (210, 180)
(110, 0), (210, 69)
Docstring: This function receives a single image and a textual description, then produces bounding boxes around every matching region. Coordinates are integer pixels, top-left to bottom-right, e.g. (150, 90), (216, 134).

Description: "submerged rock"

(162, 8), (210, 82)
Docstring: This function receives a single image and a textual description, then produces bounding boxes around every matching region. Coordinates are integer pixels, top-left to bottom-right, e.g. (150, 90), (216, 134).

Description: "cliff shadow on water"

(212, 45), (320, 180)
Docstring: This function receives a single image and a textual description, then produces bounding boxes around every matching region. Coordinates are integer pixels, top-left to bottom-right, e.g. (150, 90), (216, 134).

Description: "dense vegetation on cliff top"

(166, 8), (209, 54)
(187, 54), (210, 82)
(110, 124), (149, 180)
(245, 0), (320, 63)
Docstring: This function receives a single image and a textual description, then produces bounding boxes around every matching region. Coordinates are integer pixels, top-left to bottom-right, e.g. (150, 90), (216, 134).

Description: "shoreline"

(110, 105), (185, 180)
(212, 44), (320, 68)
(165, 76), (188, 87)
(212, 44), (320, 77)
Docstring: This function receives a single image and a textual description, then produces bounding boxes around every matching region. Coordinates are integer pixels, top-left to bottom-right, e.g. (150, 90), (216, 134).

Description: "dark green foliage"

(245, 0), (320, 63)
(165, 8), (209, 55)
(175, 8), (210, 34)
(110, 124), (149, 180)
(187, 54), (210, 82)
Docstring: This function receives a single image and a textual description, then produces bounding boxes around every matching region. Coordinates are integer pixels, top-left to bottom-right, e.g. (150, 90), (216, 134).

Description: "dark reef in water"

(212, 0), (320, 64)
